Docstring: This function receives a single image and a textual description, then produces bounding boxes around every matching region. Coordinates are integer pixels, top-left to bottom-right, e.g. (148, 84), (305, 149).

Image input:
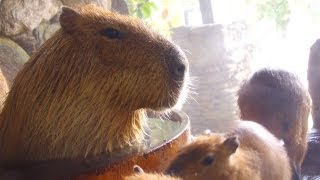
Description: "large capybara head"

(0, 4), (189, 161)
(165, 134), (238, 180)
(58, 5), (189, 111)
(237, 68), (310, 172)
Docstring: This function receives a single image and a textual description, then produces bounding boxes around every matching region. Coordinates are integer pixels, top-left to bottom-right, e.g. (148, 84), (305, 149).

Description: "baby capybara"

(165, 121), (291, 180)
(237, 68), (310, 177)
(0, 5), (189, 161)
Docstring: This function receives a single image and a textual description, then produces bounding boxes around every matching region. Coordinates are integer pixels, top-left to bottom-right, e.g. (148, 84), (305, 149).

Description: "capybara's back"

(165, 121), (291, 180)
(227, 121), (291, 180)
(237, 68), (310, 176)
(0, 4), (188, 161)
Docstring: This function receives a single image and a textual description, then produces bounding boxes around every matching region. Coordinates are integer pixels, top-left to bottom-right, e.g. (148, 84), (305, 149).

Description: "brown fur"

(0, 5), (188, 161)
(124, 165), (181, 180)
(165, 121), (292, 180)
(125, 173), (181, 180)
(237, 68), (310, 174)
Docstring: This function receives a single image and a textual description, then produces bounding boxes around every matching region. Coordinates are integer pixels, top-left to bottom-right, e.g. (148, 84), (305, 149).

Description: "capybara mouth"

(148, 74), (189, 112)
(165, 47), (189, 82)
(170, 75), (189, 110)
(154, 49), (189, 111)
(165, 47), (189, 110)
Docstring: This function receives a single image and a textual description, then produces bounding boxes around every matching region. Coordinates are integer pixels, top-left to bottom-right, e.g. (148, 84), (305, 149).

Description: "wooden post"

(199, 0), (214, 24)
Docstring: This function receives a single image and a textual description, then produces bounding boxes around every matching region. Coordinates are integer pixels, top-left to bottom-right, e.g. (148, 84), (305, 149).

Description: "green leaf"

(148, 2), (158, 10)
(252, 0), (290, 31)
(141, 4), (152, 18)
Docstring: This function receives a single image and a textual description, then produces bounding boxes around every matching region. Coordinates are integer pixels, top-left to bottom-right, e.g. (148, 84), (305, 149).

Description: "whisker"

(182, 48), (192, 56)
(187, 94), (199, 105)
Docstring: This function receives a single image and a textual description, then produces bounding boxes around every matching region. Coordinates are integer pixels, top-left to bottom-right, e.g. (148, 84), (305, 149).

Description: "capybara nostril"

(172, 63), (186, 80)
(166, 53), (188, 81)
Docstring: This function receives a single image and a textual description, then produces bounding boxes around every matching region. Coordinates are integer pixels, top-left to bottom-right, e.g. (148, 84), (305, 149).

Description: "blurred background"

(1, 0), (319, 133)
(124, 0), (320, 133)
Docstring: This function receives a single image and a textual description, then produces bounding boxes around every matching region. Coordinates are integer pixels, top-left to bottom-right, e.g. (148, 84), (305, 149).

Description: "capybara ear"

(222, 136), (239, 155)
(133, 165), (144, 174)
(60, 7), (80, 34)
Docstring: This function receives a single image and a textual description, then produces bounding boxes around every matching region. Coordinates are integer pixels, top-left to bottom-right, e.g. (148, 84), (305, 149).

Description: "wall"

(172, 22), (253, 133)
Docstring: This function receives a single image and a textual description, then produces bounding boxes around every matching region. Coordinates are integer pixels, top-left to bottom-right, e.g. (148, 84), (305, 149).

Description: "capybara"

(0, 4), (189, 161)
(237, 68), (311, 177)
(165, 121), (292, 180)
(308, 39), (320, 129)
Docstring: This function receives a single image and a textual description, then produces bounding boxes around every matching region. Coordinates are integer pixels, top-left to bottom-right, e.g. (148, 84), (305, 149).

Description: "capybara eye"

(201, 155), (215, 166)
(101, 28), (122, 39)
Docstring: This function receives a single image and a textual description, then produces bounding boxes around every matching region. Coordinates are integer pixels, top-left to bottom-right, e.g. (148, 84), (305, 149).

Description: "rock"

(1, 0), (112, 54)
(61, 0), (111, 9)
(10, 31), (37, 55)
(0, 0), (63, 36)
(11, 20), (61, 54)
(0, 36), (29, 87)
(44, 23), (61, 41)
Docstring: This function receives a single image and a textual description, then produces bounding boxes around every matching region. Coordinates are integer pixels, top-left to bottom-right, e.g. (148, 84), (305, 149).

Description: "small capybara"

(165, 121), (292, 180)
(237, 68), (311, 177)
(0, 4), (189, 161)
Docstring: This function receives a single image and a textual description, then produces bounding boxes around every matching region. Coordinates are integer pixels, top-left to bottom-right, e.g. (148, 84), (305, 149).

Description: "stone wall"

(172, 22), (253, 133)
